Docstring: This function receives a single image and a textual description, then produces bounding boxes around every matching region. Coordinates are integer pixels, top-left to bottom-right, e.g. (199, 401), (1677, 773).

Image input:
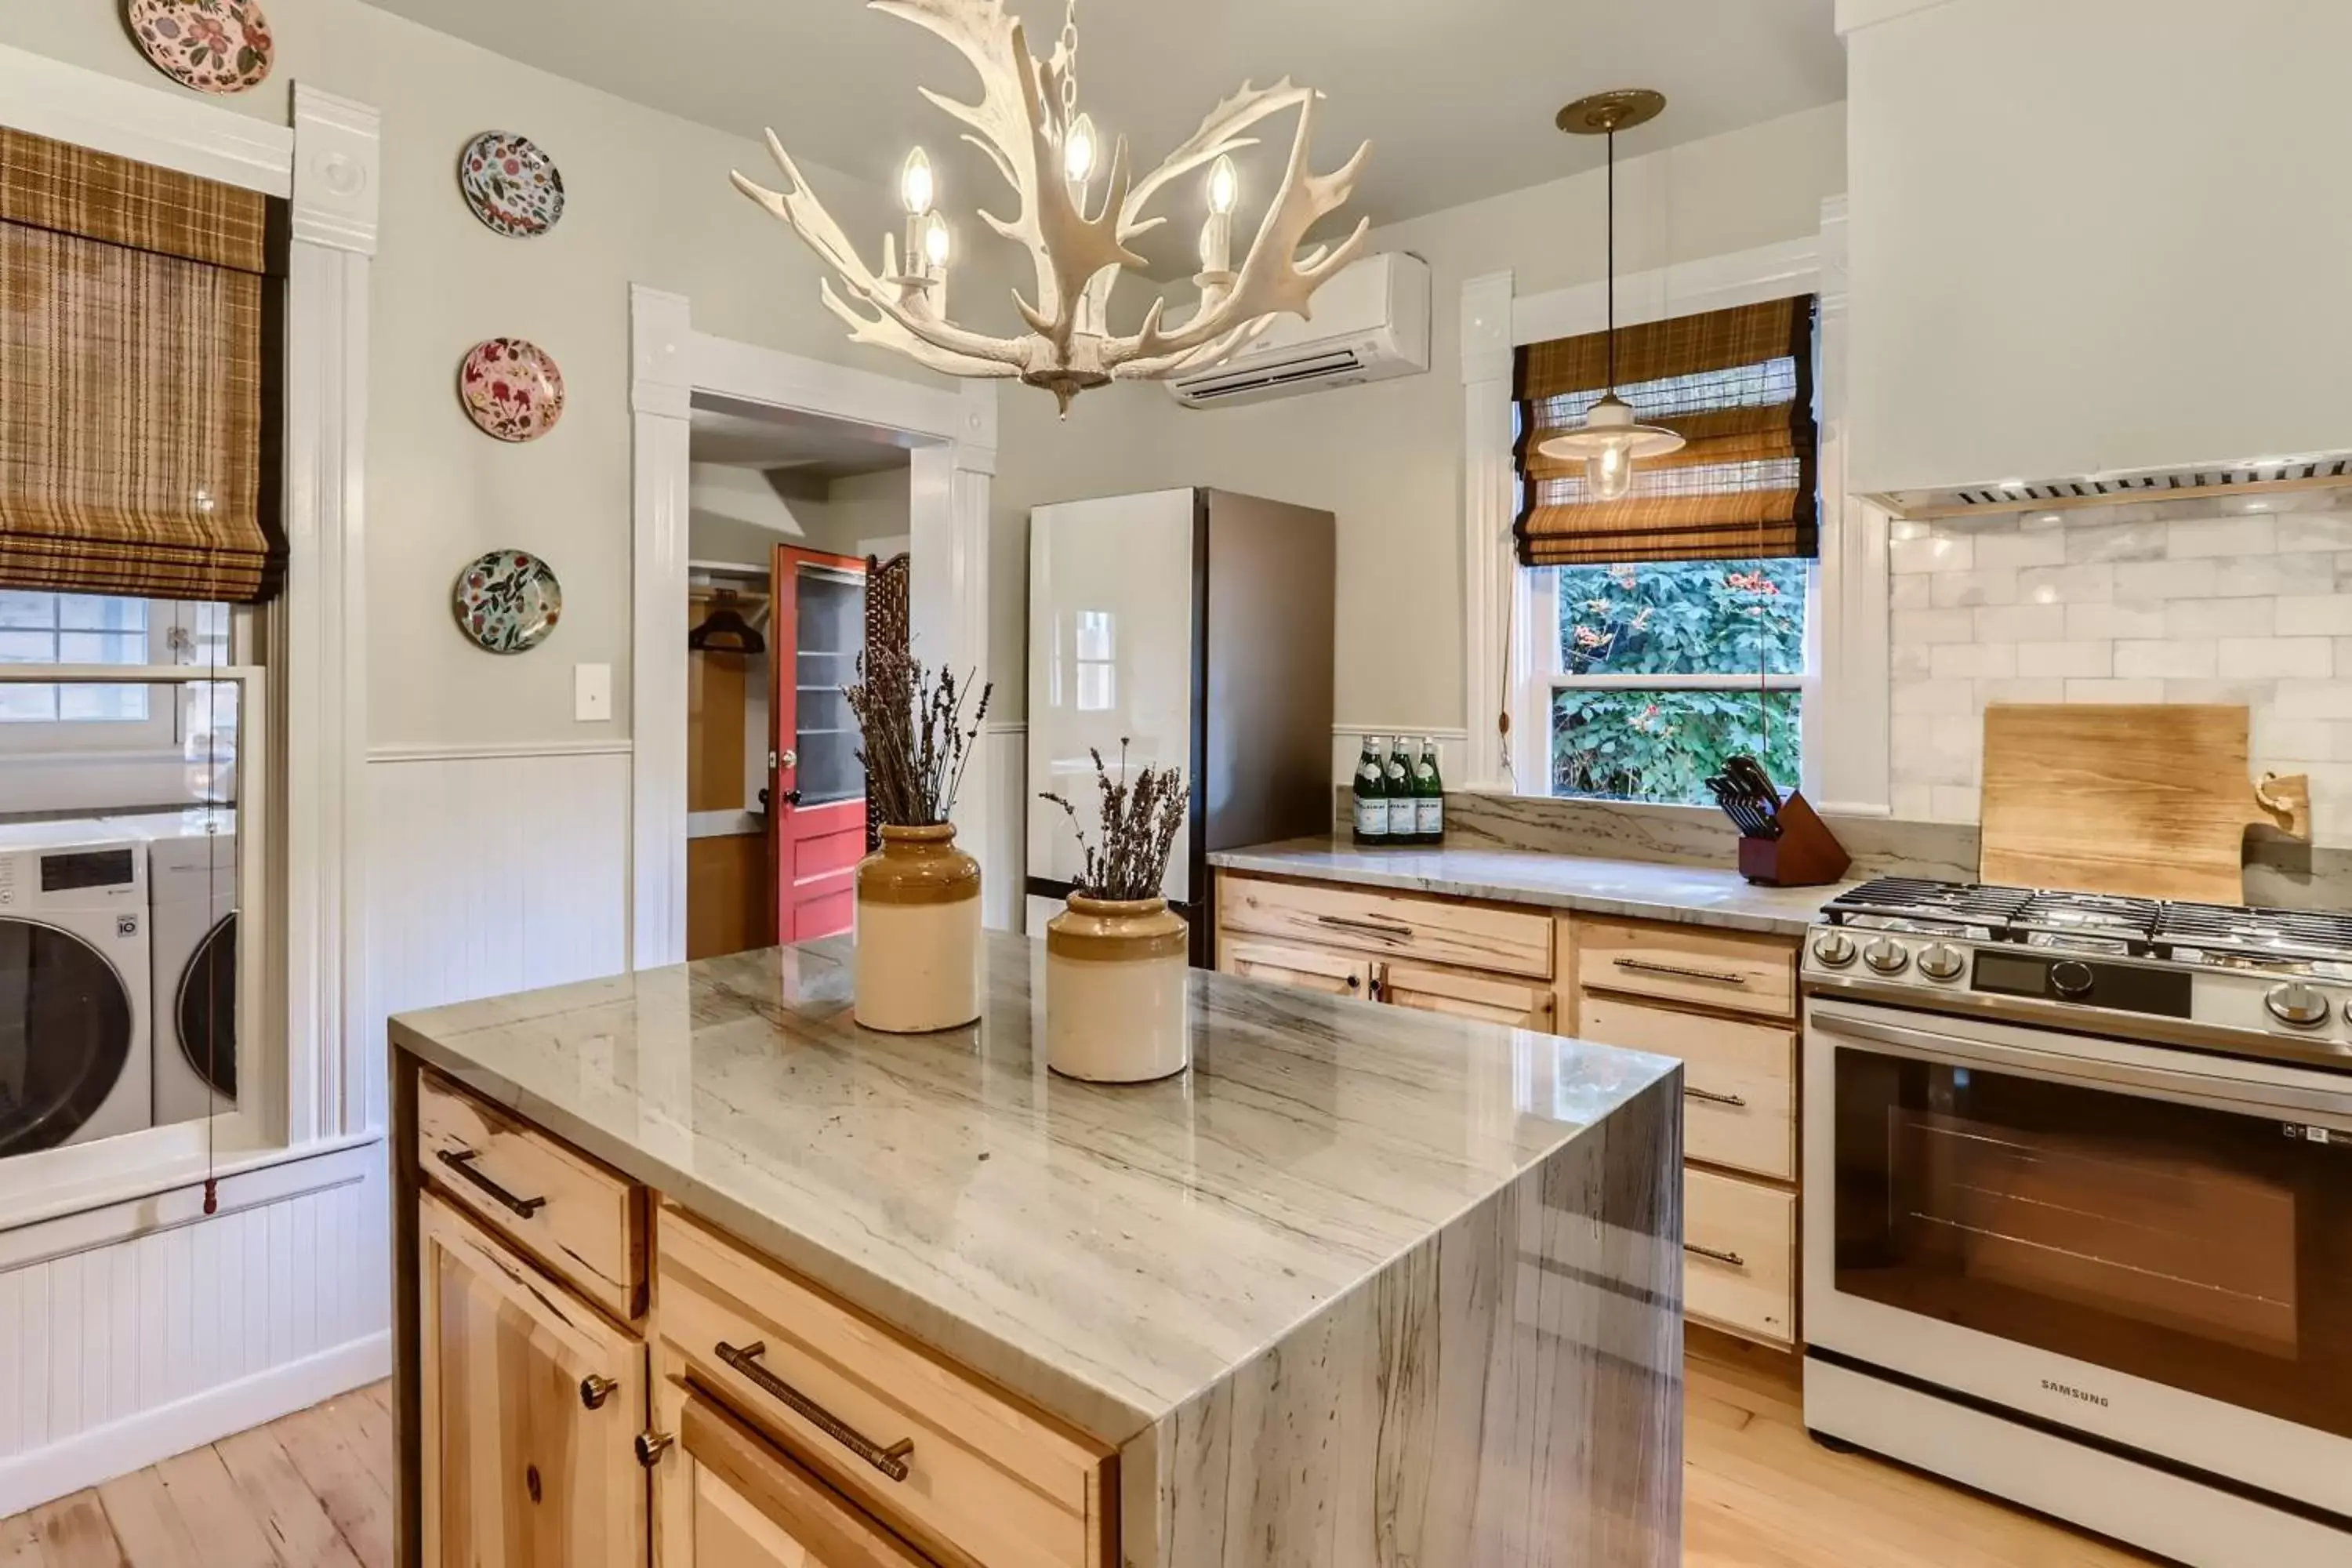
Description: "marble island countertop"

(1211, 837), (1856, 935)
(390, 933), (1681, 1451)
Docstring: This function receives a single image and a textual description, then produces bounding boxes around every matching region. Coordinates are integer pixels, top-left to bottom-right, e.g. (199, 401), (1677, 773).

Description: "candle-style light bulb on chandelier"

(732, 0), (1373, 415)
(1538, 89), (1685, 500)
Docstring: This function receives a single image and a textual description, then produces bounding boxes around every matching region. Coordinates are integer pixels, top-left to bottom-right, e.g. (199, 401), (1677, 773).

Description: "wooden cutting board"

(1977, 704), (2310, 902)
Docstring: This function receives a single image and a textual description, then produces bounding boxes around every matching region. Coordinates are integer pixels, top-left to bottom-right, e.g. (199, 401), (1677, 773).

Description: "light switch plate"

(575, 662), (612, 723)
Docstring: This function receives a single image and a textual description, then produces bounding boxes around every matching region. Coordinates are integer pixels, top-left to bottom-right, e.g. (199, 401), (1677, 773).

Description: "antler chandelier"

(732, 0), (1373, 413)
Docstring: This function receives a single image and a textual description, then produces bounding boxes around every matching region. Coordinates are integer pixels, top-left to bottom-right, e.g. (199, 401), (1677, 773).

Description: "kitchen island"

(389, 933), (1684, 1568)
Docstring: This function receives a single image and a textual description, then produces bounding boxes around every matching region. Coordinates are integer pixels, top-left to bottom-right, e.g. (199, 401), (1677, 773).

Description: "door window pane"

(794, 568), (866, 808)
(0, 593), (152, 724)
(1552, 688), (1799, 805)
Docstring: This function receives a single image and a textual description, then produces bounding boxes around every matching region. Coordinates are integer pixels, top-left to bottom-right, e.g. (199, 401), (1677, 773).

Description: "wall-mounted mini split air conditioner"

(1167, 251), (1432, 409)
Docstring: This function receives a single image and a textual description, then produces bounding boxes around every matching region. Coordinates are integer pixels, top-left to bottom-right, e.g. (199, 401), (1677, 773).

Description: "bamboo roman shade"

(0, 126), (283, 602)
(1513, 295), (1818, 566)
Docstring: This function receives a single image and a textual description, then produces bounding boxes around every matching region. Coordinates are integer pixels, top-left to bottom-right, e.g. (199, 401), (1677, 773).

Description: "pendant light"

(1540, 89), (1684, 502)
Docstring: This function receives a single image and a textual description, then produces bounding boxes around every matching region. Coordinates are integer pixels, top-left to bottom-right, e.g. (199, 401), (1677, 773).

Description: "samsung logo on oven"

(2042, 1378), (2109, 1408)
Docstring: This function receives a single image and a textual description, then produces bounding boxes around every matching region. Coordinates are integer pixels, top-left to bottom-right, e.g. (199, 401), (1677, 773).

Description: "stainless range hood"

(1867, 454), (2352, 522)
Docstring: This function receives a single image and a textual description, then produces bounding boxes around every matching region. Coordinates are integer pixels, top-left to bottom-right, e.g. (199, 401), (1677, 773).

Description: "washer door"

(0, 918), (135, 1156)
(176, 910), (236, 1102)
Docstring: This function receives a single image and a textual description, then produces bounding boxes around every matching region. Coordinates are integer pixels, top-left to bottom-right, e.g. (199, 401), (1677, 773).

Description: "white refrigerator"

(1025, 488), (1335, 964)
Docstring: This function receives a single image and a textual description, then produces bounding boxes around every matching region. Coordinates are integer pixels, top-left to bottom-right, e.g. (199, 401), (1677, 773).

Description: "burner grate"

(2010, 891), (2161, 945)
(2154, 902), (2352, 964)
(1824, 877), (2034, 927)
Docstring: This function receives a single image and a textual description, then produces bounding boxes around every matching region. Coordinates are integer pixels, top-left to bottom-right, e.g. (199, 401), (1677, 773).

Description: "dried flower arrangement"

(841, 649), (991, 826)
(1040, 741), (1189, 902)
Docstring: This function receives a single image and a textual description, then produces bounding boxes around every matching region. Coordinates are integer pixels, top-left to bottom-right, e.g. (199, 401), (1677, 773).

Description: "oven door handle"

(1817, 1013), (2352, 1123)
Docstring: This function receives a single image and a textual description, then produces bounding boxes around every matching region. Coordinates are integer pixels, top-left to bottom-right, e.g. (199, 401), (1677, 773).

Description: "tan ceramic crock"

(854, 823), (982, 1033)
(1044, 895), (1191, 1082)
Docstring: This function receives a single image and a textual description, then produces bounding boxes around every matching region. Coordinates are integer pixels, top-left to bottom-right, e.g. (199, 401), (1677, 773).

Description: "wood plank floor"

(2, 1349), (2164, 1566)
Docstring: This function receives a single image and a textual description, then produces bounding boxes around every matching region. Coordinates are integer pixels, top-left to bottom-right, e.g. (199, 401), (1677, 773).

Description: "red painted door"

(770, 546), (869, 944)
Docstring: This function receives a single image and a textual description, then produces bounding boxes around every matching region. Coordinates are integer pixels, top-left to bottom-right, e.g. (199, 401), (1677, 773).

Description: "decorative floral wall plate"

(453, 550), (562, 654)
(459, 132), (566, 238)
(458, 338), (565, 442)
(125, 0), (275, 95)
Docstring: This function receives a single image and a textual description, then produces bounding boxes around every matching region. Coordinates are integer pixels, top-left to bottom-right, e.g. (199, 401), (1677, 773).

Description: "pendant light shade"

(1537, 89), (1685, 500)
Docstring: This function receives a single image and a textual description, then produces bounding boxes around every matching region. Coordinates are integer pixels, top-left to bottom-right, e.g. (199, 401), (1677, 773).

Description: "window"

(1073, 610), (1116, 712)
(1536, 558), (1810, 805)
(0, 593), (232, 749)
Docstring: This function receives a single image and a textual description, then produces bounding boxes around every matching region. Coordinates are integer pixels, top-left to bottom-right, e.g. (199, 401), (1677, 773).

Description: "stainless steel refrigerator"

(1025, 488), (1335, 965)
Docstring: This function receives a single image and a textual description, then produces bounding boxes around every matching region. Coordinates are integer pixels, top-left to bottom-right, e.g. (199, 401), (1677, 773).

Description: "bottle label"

(1417, 798), (1443, 834)
(1388, 797), (1416, 834)
(1354, 797), (1388, 836)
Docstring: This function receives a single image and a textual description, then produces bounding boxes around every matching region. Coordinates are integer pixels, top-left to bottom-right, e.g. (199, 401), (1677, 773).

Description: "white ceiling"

(368, 0), (1845, 249)
(689, 401), (913, 478)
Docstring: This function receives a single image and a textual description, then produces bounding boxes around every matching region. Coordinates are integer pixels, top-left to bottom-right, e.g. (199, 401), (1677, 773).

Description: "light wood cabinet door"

(1684, 1167), (1798, 1347)
(1574, 917), (1797, 1019)
(653, 1350), (935, 1568)
(1379, 962), (1557, 1030)
(1575, 994), (1796, 1181)
(419, 1193), (648, 1568)
(1217, 938), (1375, 1000)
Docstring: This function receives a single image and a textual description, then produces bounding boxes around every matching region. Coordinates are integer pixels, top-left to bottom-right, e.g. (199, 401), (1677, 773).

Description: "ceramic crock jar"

(854, 824), (982, 1033)
(1045, 896), (1191, 1082)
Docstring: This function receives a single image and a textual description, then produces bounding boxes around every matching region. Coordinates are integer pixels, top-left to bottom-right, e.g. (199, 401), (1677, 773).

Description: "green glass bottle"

(1413, 738), (1444, 847)
(1382, 738), (1414, 842)
(1352, 735), (1388, 845)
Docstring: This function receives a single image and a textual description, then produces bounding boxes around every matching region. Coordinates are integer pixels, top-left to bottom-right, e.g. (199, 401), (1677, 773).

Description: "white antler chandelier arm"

(1118, 80), (1307, 243)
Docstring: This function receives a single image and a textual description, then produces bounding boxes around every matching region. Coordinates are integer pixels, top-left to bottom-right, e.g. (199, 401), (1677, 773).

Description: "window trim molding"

(1459, 196), (1891, 813)
(0, 56), (379, 1221)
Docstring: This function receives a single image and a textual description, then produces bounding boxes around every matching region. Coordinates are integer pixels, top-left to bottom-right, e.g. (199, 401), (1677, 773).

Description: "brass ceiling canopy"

(1556, 89), (1666, 136)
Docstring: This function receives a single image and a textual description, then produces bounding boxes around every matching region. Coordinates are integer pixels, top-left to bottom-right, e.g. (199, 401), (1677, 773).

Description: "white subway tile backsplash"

(2066, 601), (2167, 639)
(1893, 607), (1980, 644)
(2277, 596), (2352, 636)
(1973, 531), (2067, 570)
(2271, 681), (2352, 719)
(1929, 568), (2019, 608)
(1890, 782), (1934, 820)
(1892, 677), (1974, 717)
(1930, 643), (2017, 680)
(1890, 644), (1930, 681)
(2164, 598), (2276, 639)
(2114, 640), (2218, 679)
(1929, 785), (1980, 824)
(1975, 678), (2068, 707)
(1973, 604), (2068, 642)
(1890, 575), (1931, 610)
(2167, 516), (2278, 558)
(2063, 521), (2168, 564)
(2275, 553), (2346, 597)
(2216, 637), (2332, 679)
(2064, 679), (2165, 702)
(2015, 641), (2114, 678)
(2017, 564), (2114, 604)
(2276, 513), (2352, 553)
(1891, 535), (1971, 574)
(2161, 680), (2278, 708)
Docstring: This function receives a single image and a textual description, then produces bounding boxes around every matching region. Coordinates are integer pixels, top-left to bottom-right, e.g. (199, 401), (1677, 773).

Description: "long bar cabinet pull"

(1682, 1085), (1748, 1109)
(435, 1147), (547, 1218)
(1613, 956), (1748, 985)
(716, 1339), (916, 1482)
(1315, 913), (1414, 938)
(1684, 1242), (1748, 1269)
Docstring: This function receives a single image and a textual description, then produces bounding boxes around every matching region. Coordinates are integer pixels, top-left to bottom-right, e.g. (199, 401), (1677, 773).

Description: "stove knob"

(1862, 936), (1911, 975)
(2051, 960), (2095, 998)
(1918, 942), (1965, 982)
(2266, 982), (2331, 1028)
(1812, 931), (1858, 968)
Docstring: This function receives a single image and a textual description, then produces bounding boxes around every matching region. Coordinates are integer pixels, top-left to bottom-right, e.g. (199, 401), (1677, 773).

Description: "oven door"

(1804, 995), (2352, 1518)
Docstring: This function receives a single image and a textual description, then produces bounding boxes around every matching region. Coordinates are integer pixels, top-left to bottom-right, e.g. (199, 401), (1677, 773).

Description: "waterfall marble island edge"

(388, 935), (1684, 1568)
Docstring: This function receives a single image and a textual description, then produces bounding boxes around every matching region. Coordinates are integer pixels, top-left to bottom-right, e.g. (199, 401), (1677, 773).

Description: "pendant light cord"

(1605, 125), (1617, 395)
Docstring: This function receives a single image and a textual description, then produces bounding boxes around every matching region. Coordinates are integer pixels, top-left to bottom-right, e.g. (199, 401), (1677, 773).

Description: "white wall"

(827, 468), (913, 559)
(988, 103), (1849, 739)
(689, 464), (832, 568)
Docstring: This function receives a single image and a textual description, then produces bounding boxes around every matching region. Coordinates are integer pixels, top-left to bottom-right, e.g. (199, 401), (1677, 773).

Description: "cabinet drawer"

(1577, 996), (1795, 1180)
(1576, 917), (1795, 1018)
(1381, 962), (1556, 1030)
(418, 1070), (646, 1321)
(1218, 873), (1553, 980)
(1217, 938), (1375, 1000)
(657, 1208), (1113, 1568)
(1684, 1168), (1796, 1347)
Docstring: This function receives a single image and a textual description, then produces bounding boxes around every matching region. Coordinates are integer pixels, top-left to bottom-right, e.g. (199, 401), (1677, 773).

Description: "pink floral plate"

(458, 338), (565, 443)
(459, 132), (566, 238)
(125, 0), (275, 95)
(452, 550), (562, 655)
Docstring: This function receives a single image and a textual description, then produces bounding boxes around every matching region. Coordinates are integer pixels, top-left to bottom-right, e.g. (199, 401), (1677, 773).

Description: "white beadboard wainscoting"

(0, 1142), (388, 1516)
(365, 743), (633, 1034)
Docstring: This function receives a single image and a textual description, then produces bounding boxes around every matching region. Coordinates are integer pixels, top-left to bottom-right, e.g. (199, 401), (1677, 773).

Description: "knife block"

(1737, 790), (1851, 887)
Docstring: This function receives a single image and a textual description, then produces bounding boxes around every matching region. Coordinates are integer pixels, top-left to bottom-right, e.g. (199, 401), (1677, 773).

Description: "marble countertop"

(1210, 837), (1853, 935)
(390, 935), (1678, 1446)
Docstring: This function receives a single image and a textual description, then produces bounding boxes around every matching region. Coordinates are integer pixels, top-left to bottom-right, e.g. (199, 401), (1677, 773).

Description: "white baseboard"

(0, 1330), (391, 1517)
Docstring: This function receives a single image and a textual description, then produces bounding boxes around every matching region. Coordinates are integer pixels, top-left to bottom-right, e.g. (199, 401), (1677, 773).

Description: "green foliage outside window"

(1552, 559), (1807, 805)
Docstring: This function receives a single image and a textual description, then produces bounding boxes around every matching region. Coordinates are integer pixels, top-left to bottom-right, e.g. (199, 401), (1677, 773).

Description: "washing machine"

(108, 810), (237, 1127)
(0, 818), (152, 1156)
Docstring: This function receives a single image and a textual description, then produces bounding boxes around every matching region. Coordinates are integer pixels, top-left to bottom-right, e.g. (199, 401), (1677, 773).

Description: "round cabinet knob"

(1812, 931), (1857, 968)
(1917, 942), (1965, 982)
(2050, 960), (2095, 998)
(2266, 982), (2331, 1028)
(1862, 937), (1910, 975)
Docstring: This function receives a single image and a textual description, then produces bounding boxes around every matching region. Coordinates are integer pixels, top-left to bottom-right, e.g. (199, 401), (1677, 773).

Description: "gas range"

(1802, 875), (2352, 1071)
